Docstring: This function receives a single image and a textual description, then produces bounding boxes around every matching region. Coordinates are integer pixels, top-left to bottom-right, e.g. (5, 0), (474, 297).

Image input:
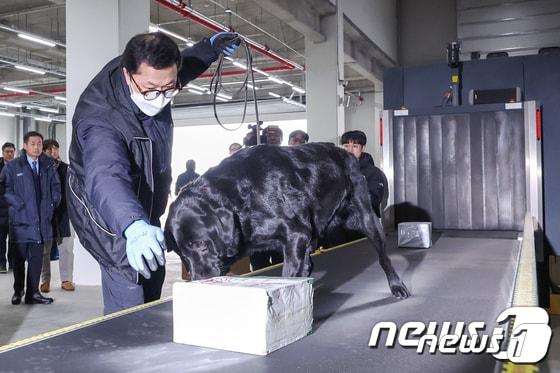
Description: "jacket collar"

(19, 150), (53, 168)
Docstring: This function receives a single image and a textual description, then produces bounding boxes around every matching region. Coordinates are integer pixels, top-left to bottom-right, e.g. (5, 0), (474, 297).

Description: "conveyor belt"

(0, 231), (522, 373)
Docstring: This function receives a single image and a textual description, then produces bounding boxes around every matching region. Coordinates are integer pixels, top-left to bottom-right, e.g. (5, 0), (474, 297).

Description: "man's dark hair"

(122, 32), (182, 74)
(340, 130), (367, 146)
(43, 139), (60, 151)
(289, 130), (309, 143)
(2, 142), (15, 151)
(24, 131), (43, 144)
(186, 159), (196, 171)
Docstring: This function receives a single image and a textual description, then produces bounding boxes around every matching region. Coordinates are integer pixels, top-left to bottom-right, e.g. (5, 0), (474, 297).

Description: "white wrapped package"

(173, 276), (313, 355)
(398, 222), (432, 248)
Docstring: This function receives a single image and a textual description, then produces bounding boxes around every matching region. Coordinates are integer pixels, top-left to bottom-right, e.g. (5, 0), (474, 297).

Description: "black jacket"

(53, 160), (70, 239)
(68, 39), (219, 282)
(358, 152), (388, 217)
(0, 151), (61, 243)
(175, 170), (199, 195)
(0, 158), (9, 227)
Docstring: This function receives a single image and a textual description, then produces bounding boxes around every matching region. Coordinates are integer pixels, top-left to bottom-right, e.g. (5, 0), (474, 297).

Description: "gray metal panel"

(457, 0), (560, 55)
(403, 116), (418, 207)
(393, 117), (405, 206)
(458, 0), (560, 23)
(442, 116), (459, 228)
(482, 113), (499, 229)
(469, 113), (485, 229)
(456, 115), (473, 229)
(416, 116), (432, 217)
(496, 112), (514, 229)
(392, 109), (526, 230)
(429, 116), (445, 228)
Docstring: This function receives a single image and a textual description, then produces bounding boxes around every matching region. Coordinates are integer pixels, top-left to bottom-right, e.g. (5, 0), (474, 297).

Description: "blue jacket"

(0, 151), (61, 243)
(68, 39), (219, 282)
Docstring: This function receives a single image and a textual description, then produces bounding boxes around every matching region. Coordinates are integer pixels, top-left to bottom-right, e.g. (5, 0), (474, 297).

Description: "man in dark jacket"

(68, 31), (239, 314)
(41, 139), (74, 292)
(175, 159), (199, 196)
(0, 142), (16, 273)
(341, 130), (388, 218)
(0, 132), (60, 305)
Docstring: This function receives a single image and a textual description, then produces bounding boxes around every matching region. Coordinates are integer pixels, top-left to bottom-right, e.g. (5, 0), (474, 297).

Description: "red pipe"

(199, 65), (292, 78)
(0, 88), (65, 100)
(536, 107), (542, 141)
(155, 0), (303, 71)
(379, 116), (383, 146)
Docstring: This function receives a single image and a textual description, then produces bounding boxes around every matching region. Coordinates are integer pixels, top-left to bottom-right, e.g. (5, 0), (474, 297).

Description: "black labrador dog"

(165, 143), (410, 299)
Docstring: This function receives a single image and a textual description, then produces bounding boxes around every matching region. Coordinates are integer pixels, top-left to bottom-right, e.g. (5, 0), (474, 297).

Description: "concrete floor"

(0, 251), (184, 346)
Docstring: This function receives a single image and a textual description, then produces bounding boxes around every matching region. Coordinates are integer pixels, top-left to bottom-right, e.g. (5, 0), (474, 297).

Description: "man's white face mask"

(129, 86), (172, 117)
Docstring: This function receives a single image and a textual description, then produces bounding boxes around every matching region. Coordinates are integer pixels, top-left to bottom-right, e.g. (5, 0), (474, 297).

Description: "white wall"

(341, 0), (398, 62)
(0, 117), (17, 150)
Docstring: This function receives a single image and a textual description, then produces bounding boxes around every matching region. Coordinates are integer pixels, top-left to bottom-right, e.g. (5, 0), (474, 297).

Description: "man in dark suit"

(40, 139), (74, 293)
(0, 142), (16, 273)
(175, 159), (199, 196)
(0, 131), (61, 305)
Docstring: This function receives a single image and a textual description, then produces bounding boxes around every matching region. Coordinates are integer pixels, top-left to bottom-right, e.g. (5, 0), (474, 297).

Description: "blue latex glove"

(124, 220), (166, 279)
(210, 32), (241, 56)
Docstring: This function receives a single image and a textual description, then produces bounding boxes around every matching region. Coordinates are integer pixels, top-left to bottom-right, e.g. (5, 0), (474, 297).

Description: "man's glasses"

(130, 74), (181, 101)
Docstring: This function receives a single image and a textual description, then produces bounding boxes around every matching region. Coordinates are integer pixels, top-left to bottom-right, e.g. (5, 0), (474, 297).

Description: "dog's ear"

(164, 230), (179, 253)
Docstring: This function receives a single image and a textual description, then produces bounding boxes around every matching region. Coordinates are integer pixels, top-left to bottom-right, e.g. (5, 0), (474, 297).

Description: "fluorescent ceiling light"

(35, 106), (59, 114)
(215, 96), (229, 102)
(187, 83), (205, 91)
(232, 61), (247, 69)
(54, 96), (66, 102)
(216, 92), (233, 100)
(252, 67), (269, 77)
(268, 92), (281, 98)
(292, 86), (305, 94)
(17, 33), (56, 47)
(282, 97), (306, 109)
(150, 24), (193, 46)
(3, 86), (30, 94)
(247, 84), (260, 90)
(268, 76), (284, 85)
(0, 112), (15, 118)
(15, 64), (46, 75)
(33, 116), (52, 122)
(0, 101), (22, 108)
(187, 89), (204, 95)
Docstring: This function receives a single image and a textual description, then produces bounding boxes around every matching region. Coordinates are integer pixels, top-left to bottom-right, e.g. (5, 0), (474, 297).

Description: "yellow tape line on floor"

(0, 296), (171, 353)
(0, 237), (368, 353)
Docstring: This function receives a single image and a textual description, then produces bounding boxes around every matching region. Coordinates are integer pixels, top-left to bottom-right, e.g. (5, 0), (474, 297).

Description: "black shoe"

(11, 290), (24, 305)
(24, 293), (54, 305)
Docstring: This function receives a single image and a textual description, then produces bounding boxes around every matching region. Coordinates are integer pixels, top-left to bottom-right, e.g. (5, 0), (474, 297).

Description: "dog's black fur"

(165, 143), (410, 298)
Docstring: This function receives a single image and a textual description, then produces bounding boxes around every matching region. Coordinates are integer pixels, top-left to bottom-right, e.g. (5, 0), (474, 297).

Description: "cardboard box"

(398, 222), (432, 248)
(173, 276), (313, 355)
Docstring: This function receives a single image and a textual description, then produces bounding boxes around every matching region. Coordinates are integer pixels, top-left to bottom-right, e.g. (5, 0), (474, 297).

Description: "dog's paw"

(390, 280), (410, 299)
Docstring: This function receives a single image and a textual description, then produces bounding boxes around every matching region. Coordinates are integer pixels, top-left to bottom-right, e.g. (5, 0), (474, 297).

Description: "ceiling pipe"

(199, 65), (292, 78)
(0, 88), (65, 100)
(154, 0), (304, 71)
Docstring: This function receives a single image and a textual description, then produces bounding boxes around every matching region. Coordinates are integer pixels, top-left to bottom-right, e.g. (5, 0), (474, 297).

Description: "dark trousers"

(0, 225), (15, 268)
(100, 264), (165, 315)
(13, 243), (44, 296)
(249, 251), (283, 271)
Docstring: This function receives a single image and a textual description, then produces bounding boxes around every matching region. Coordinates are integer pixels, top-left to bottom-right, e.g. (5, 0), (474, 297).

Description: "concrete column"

(66, 0), (149, 285)
(305, 10), (345, 144)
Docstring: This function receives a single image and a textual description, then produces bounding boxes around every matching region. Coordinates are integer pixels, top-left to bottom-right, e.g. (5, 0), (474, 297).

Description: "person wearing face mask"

(68, 31), (239, 314)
